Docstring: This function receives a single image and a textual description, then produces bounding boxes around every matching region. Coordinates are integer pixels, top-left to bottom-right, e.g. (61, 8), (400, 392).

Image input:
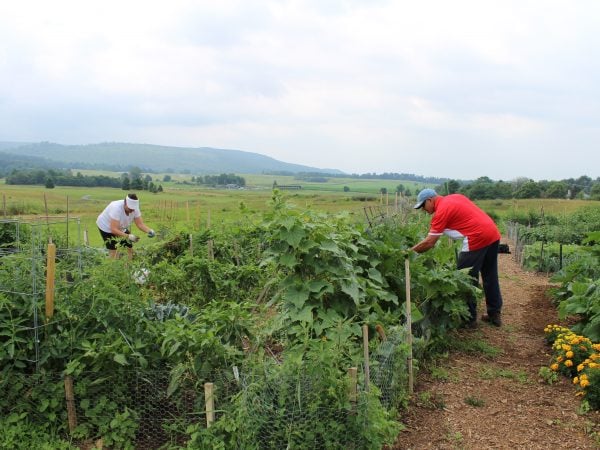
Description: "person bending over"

(96, 193), (155, 259)
(410, 189), (503, 327)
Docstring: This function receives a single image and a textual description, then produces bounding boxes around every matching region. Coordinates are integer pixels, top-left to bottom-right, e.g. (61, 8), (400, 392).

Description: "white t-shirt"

(96, 199), (142, 234)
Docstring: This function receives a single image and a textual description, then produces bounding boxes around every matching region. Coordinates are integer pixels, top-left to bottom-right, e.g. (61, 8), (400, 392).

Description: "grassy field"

(0, 183), (413, 247)
(73, 170), (430, 194)
(1, 179), (597, 249)
(477, 198), (593, 218)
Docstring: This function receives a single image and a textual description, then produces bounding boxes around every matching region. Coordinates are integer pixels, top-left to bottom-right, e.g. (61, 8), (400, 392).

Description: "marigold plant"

(545, 324), (600, 409)
(545, 325), (593, 377)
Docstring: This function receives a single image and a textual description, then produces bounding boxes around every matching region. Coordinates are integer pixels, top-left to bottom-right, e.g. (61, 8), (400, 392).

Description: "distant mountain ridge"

(0, 141), (343, 175)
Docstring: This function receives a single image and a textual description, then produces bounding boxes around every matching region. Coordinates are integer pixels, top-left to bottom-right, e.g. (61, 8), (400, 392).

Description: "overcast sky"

(1, 1), (599, 181)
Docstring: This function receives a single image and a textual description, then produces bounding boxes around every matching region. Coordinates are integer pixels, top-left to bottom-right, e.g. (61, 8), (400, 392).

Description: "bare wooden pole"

(362, 324), (370, 392)
(347, 367), (357, 405)
(207, 239), (214, 260)
(405, 258), (414, 395)
(204, 382), (215, 428)
(64, 376), (78, 432)
(43, 193), (50, 230)
(66, 196), (69, 248)
(45, 241), (56, 320)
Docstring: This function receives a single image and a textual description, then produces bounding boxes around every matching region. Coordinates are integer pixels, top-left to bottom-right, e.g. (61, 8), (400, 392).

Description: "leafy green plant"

(0, 414), (75, 450)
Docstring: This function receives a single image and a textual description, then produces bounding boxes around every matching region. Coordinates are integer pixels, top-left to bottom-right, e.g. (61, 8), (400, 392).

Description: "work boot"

(459, 318), (478, 329)
(482, 312), (502, 327)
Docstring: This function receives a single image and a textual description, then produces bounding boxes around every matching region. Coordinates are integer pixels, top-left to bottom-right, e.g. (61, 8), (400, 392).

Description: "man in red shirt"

(410, 189), (503, 327)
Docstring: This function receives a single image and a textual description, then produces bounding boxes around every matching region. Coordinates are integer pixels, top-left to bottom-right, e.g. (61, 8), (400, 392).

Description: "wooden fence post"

(207, 240), (214, 260)
(204, 382), (215, 428)
(45, 241), (56, 320)
(189, 234), (194, 257)
(405, 258), (414, 395)
(348, 367), (357, 406)
(64, 376), (77, 433)
(362, 325), (370, 392)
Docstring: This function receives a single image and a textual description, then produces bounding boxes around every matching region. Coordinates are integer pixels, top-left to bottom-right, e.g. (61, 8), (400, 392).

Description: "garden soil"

(392, 239), (600, 449)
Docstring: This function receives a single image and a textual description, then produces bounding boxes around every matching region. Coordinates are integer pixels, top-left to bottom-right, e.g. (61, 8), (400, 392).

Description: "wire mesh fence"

(1, 331), (410, 449)
(1, 216), (412, 448)
(506, 221), (589, 273)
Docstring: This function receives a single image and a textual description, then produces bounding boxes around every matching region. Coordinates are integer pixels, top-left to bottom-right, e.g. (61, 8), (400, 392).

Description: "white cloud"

(1, 0), (599, 179)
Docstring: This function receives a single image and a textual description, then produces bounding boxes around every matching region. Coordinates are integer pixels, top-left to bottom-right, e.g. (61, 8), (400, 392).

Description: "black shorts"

(98, 228), (132, 250)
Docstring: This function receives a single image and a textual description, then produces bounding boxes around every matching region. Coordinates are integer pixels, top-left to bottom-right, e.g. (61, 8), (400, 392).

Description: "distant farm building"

(272, 181), (302, 190)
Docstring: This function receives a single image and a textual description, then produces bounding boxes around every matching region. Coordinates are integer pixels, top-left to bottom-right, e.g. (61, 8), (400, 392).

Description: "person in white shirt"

(96, 193), (155, 259)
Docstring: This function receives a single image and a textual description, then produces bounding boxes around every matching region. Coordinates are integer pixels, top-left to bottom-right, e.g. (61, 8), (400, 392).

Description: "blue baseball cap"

(413, 188), (437, 209)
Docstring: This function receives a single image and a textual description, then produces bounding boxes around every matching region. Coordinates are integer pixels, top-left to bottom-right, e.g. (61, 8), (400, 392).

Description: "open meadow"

(1, 174), (597, 249)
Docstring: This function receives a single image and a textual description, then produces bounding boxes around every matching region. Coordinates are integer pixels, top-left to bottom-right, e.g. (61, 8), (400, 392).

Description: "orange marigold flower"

(566, 351), (574, 359)
(578, 364), (585, 372)
(581, 379), (590, 388)
(565, 360), (573, 367)
(550, 363), (559, 371)
(573, 377), (579, 384)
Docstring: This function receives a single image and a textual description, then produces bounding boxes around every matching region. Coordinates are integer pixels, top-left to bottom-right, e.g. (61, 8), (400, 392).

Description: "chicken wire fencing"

(1, 217), (413, 448)
(1, 331), (411, 449)
(506, 221), (589, 273)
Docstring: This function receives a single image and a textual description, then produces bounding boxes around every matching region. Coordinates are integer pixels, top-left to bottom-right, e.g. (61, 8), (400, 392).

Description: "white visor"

(126, 197), (139, 210)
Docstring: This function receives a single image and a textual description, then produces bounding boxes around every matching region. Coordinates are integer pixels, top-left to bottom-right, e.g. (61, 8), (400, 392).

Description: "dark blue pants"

(457, 240), (503, 321)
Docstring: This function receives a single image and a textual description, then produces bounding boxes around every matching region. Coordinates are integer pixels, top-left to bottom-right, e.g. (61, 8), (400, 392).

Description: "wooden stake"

(204, 382), (215, 428)
(207, 239), (214, 260)
(64, 375), (77, 432)
(45, 241), (56, 320)
(66, 196), (69, 248)
(405, 258), (414, 395)
(83, 226), (89, 246)
(347, 367), (357, 405)
(43, 193), (50, 229)
(362, 324), (370, 392)
(189, 234), (193, 257)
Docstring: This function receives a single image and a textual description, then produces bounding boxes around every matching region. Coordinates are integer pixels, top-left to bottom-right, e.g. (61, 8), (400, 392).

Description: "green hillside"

(0, 141), (342, 175)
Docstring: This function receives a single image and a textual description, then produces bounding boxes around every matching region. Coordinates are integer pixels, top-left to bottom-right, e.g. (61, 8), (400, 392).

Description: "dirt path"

(393, 239), (600, 449)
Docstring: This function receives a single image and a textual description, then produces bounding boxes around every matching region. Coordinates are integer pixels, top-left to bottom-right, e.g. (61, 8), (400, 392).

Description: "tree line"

(4, 168), (164, 193)
(433, 176), (600, 200)
(188, 173), (246, 187)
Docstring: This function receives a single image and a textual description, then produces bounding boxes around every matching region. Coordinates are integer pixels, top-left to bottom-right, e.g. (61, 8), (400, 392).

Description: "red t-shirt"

(428, 194), (500, 252)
